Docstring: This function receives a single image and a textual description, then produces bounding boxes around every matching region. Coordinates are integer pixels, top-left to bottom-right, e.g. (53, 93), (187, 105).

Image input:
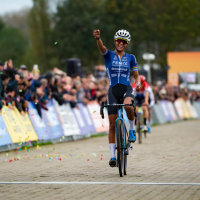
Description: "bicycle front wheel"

(124, 128), (128, 175)
(117, 119), (124, 177)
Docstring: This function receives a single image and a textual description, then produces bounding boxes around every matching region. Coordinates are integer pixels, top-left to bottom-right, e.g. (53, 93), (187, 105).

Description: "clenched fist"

(135, 83), (141, 92)
(93, 30), (100, 39)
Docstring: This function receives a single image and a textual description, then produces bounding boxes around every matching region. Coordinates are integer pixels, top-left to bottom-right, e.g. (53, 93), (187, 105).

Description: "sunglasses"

(116, 38), (128, 45)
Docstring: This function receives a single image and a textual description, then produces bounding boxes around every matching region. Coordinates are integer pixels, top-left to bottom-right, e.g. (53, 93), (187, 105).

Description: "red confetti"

(46, 131), (48, 132)
(14, 158), (16, 161)
(100, 158), (103, 160)
(101, 154), (103, 157)
(191, 155), (192, 157)
(87, 159), (89, 161)
(163, 157), (165, 158)
(58, 158), (61, 161)
(102, 125), (104, 127)
(9, 160), (12, 162)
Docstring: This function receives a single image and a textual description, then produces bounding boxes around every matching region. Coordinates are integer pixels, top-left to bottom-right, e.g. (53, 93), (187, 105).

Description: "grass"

(31, 141), (53, 147)
(91, 133), (108, 138)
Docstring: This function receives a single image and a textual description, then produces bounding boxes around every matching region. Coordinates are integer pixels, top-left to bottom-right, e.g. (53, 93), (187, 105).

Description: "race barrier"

(0, 100), (109, 151)
(0, 98), (199, 152)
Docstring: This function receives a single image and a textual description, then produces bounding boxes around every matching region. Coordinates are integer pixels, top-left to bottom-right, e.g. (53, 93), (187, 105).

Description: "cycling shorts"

(148, 97), (151, 107)
(135, 96), (154, 108)
(135, 97), (145, 107)
(107, 83), (134, 115)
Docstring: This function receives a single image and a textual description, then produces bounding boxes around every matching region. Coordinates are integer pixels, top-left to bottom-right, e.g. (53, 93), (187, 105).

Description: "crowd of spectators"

(151, 80), (200, 104)
(0, 59), (199, 118)
(0, 60), (108, 117)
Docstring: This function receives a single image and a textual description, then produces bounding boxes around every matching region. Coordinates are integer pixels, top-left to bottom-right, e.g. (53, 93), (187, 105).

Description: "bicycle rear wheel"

(138, 116), (142, 144)
(144, 130), (147, 138)
(117, 119), (124, 177)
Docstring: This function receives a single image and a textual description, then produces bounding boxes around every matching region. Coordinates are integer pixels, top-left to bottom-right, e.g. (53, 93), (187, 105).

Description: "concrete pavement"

(0, 120), (200, 200)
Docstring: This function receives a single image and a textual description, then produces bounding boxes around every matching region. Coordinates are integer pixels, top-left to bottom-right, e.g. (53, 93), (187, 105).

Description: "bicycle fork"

(115, 108), (126, 150)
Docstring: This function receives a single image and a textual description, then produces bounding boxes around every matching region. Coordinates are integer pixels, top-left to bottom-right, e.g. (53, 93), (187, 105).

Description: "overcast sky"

(0, 0), (33, 15)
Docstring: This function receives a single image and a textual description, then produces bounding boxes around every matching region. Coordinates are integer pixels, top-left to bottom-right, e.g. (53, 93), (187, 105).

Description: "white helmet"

(114, 29), (131, 43)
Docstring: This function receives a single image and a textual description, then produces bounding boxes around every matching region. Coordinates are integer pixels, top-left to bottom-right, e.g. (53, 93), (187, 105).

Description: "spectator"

(0, 73), (5, 112)
(0, 61), (4, 72)
(1, 57), (200, 119)
(4, 84), (24, 115)
(94, 65), (107, 79)
(0, 73), (9, 100)
(73, 81), (85, 103)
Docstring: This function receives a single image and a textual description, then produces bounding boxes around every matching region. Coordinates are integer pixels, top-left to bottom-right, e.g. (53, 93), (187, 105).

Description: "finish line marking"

(0, 182), (200, 186)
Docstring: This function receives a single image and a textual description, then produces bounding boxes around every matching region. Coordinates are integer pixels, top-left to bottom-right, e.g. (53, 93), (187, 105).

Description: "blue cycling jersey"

(102, 49), (138, 88)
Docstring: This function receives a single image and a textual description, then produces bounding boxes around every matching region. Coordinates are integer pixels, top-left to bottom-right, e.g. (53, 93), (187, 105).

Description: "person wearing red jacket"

(132, 75), (149, 132)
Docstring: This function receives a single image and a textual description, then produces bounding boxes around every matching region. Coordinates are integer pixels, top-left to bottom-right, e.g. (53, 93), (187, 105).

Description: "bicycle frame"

(100, 100), (136, 176)
(100, 100), (137, 150)
(137, 106), (143, 125)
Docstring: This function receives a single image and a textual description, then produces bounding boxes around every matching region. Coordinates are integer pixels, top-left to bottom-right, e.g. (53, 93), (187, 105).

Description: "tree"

(144, 0), (200, 66)
(28, 0), (56, 73)
(101, 0), (150, 62)
(54, 0), (151, 70)
(54, 0), (103, 70)
(0, 27), (28, 68)
(2, 8), (30, 38)
(0, 18), (5, 31)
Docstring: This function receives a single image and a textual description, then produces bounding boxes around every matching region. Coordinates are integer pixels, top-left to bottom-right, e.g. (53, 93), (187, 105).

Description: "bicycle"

(100, 99), (137, 177)
(136, 104), (147, 144)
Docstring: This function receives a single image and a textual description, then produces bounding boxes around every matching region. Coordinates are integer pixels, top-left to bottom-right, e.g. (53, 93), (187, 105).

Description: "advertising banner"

(72, 103), (96, 135)
(193, 102), (200, 118)
(174, 98), (184, 119)
(2, 106), (28, 143)
(191, 102), (199, 118)
(159, 100), (173, 121)
(186, 73), (196, 83)
(42, 100), (64, 139)
(0, 111), (12, 146)
(185, 101), (198, 118)
(87, 101), (109, 133)
(14, 107), (38, 141)
(53, 100), (80, 136)
(168, 72), (179, 86)
(28, 102), (53, 140)
(167, 101), (178, 121)
(180, 98), (190, 119)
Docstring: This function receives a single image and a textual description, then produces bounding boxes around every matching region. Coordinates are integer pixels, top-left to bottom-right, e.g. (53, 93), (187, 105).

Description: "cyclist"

(135, 76), (155, 133)
(93, 29), (141, 167)
(146, 84), (155, 133)
(132, 75), (149, 132)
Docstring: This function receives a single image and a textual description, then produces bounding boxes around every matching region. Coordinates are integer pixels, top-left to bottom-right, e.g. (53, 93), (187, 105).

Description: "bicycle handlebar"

(100, 99), (137, 119)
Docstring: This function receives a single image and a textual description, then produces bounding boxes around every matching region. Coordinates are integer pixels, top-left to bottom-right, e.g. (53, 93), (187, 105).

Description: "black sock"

(144, 118), (147, 125)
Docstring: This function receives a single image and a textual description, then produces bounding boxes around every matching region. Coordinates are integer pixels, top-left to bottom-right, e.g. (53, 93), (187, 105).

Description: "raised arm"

(93, 30), (107, 54)
(133, 71), (141, 92)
